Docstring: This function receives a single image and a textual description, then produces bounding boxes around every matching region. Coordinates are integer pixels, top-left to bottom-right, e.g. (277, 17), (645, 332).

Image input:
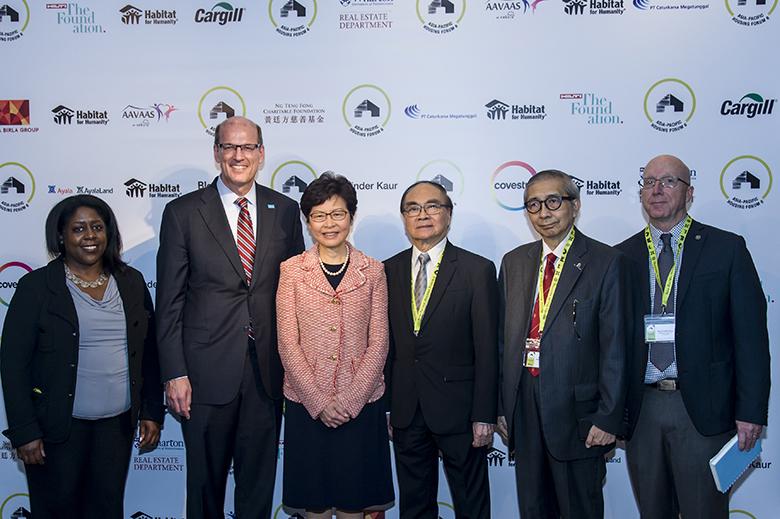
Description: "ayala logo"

(194, 2), (244, 24)
(720, 93), (775, 119)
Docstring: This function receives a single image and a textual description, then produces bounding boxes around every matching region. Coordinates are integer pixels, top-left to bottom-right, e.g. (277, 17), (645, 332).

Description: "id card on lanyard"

(411, 251), (444, 336)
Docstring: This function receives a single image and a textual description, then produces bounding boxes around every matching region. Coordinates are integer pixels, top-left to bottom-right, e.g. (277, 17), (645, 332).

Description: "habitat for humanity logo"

(339, 0), (393, 31)
(122, 103), (177, 128)
(417, 159), (465, 196)
(270, 160), (317, 202)
(644, 78), (695, 132)
(485, 99), (546, 121)
(404, 103), (477, 120)
(269, 0), (317, 37)
(47, 2), (106, 33)
(570, 175), (622, 196)
(633, 0), (709, 11)
(52, 104), (109, 126)
(343, 84), (391, 137)
(491, 160), (536, 211)
(119, 4), (178, 25)
(720, 155), (772, 210)
(0, 162), (34, 213)
(124, 178), (181, 199)
(198, 86), (246, 136)
(721, 92), (775, 118)
(194, 2), (245, 24)
(417, 0), (466, 33)
(261, 102), (326, 125)
(725, 0), (776, 26)
(563, 0), (625, 15)
(561, 93), (622, 124)
(0, 1), (29, 42)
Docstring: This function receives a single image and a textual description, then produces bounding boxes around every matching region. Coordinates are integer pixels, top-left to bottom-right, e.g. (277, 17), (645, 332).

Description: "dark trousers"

(182, 351), (282, 519)
(626, 386), (732, 519)
(513, 372), (606, 519)
(25, 411), (133, 519)
(393, 405), (490, 519)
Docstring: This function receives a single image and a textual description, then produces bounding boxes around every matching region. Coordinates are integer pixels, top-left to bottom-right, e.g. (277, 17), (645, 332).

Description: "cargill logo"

(194, 2), (244, 24)
(721, 93), (775, 119)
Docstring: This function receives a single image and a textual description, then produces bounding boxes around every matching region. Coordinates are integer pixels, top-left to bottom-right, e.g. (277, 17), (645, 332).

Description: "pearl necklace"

(319, 244), (350, 277)
(64, 263), (108, 289)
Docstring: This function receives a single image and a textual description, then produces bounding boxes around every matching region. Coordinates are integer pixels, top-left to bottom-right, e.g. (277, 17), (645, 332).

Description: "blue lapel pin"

(267, 203), (275, 209)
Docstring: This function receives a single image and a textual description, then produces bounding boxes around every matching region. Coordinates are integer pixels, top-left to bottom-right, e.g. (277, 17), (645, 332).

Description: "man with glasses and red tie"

(496, 169), (629, 518)
(156, 116), (304, 518)
(616, 155), (769, 519)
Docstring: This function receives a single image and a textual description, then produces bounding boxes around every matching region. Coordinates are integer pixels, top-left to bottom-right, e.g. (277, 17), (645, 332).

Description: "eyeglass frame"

(308, 209), (350, 223)
(524, 195), (576, 214)
(638, 176), (690, 190)
(401, 202), (453, 218)
(216, 143), (263, 154)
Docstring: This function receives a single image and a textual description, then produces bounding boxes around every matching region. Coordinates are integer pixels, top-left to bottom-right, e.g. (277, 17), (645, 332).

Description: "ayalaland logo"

(644, 78), (695, 132)
(194, 2), (245, 25)
(417, 159), (465, 196)
(492, 160), (536, 211)
(0, 1), (29, 42)
(198, 86), (246, 136)
(120, 4), (178, 25)
(0, 100), (29, 126)
(485, 99), (546, 121)
(0, 262), (33, 306)
(122, 103), (177, 127)
(47, 2), (106, 33)
(52, 105), (110, 126)
(270, 161), (317, 202)
(561, 93), (623, 124)
(0, 492), (30, 519)
(725, 0), (776, 25)
(563, 0), (625, 14)
(269, 0), (317, 37)
(342, 84), (391, 137)
(417, 0), (466, 34)
(720, 155), (772, 209)
(721, 93), (776, 118)
(0, 162), (34, 212)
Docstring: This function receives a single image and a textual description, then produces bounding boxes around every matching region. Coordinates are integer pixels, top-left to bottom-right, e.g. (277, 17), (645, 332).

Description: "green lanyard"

(411, 249), (444, 335)
(644, 215), (692, 313)
(537, 228), (576, 334)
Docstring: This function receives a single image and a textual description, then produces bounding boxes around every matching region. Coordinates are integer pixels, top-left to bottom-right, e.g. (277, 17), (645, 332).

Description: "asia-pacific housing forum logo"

(198, 86), (246, 136)
(644, 78), (696, 132)
(270, 160), (317, 203)
(0, 493), (30, 519)
(0, 261), (33, 306)
(268, 0), (317, 36)
(0, 0), (30, 42)
(491, 160), (537, 211)
(417, 0), (466, 34)
(417, 159), (465, 196)
(725, 0), (776, 25)
(0, 162), (35, 213)
(720, 155), (772, 209)
(342, 84), (391, 137)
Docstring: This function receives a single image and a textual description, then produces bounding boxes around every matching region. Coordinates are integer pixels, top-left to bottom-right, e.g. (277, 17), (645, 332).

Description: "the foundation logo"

(644, 78), (695, 132)
(0, 100), (28, 125)
(561, 93), (623, 124)
(0, 162), (34, 213)
(720, 155), (772, 210)
(0, 1), (29, 42)
(563, 0), (625, 14)
(342, 84), (391, 137)
(417, 0), (466, 34)
(270, 160), (317, 203)
(47, 2), (106, 34)
(0, 262), (33, 306)
(0, 493), (30, 519)
(416, 159), (465, 196)
(198, 86), (246, 136)
(492, 160), (537, 211)
(194, 2), (245, 24)
(725, 0), (776, 25)
(122, 103), (177, 128)
(269, 0), (317, 36)
(119, 4), (178, 25)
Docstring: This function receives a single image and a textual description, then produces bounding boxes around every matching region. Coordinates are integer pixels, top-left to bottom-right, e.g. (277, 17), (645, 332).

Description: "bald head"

(641, 154), (694, 231)
(644, 154), (691, 184)
(213, 116), (263, 148)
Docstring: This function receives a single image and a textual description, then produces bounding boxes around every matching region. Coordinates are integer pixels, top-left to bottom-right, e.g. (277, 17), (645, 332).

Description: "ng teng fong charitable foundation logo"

(0, 162), (34, 213)
(720, 155), (772, 210)
(644, 78), (695, 132)
(0, 262), (33, 306)
(342, 84), (391, 137)
(561, 93), (622, 124)
(198, 86), (246, 136)
(417, 0), (466, 34)
(0, 1), (29, 42)
(261, 102), (326, 125)
(725, 0), (776, 25)
(268, 0), (317, 37)
(491, 161), (536, 211)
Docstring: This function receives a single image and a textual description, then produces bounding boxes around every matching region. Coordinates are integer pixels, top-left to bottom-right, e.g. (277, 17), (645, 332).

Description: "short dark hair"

(399, 180), (454, 213)
(45, 195), (127, 274)
(524, 169), (580, 203)
(300, 172), (358, 221)
(213, 117), (263, 147)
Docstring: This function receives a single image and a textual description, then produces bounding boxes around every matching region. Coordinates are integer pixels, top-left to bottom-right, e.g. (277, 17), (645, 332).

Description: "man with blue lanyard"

(385, 180), (499, 519)
(497, 169), (629, 518)
(617, 154), (770, 519)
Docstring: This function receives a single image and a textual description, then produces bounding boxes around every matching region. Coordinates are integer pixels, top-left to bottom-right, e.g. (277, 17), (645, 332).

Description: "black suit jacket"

(385, 242), (499, 435)
(156, 180), (304, 404)
(616, 219), (770, 438)
(499, 229), (628, 460)
(1, 259), (164, 448)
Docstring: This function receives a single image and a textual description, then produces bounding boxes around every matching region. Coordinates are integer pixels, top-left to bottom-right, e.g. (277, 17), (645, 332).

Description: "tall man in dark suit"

(156, 116), (304, 518)
(616, 154), (770, 519)
(385, 181), (499, 519)
(497, 169), (628, 518)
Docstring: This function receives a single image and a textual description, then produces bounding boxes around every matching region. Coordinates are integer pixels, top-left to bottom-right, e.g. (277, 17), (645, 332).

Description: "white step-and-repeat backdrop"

(1, 0), (777, 517)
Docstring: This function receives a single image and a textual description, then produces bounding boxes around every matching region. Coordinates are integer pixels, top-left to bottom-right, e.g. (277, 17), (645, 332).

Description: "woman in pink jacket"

(276, 172), (394, 518)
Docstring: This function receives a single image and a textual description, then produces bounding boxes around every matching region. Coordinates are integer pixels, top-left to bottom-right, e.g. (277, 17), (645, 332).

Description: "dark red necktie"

(235, 197), (255, 285)
(527, 253), (556, 377)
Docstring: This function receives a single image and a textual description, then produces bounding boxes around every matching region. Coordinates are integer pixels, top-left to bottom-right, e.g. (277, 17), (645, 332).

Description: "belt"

(648, 379), (678, 391)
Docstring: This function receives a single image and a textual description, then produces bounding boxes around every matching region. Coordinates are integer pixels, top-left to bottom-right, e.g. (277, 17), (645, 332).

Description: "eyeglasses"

(525, 195), (575, 214)
(309, 209), (349, 223)
(402, 202), (452, 218)
(638, 176), (690, 189)
(217, 143), (262, 154)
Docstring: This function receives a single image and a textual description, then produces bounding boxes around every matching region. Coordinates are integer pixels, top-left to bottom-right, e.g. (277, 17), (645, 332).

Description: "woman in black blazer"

(0, 194), (164, 518)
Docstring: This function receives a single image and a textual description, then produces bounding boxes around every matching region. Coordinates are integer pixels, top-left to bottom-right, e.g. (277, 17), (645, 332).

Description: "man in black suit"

(156, 116), (304, 518)
(616, 154), (770, 519)
(385, 181), (498, 519)
(497, 169), (628, 518)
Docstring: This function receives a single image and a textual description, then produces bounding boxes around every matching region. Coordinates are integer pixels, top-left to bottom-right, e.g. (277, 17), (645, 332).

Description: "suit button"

(68, 393), (73, 397)
(72, 332), (77, 337)
(131, 380), (136, 386)
(69, 364), (75, 368)
(329, 325), (337, 332)
(330, 354), (337, 361)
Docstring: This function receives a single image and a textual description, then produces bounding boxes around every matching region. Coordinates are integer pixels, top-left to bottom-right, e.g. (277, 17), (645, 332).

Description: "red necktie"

(235, 197), (255, 285)
(527, 253), (556, 377)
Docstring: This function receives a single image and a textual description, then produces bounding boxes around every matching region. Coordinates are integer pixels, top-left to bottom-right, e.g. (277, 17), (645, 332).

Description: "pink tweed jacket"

(276, 243), (389, 420)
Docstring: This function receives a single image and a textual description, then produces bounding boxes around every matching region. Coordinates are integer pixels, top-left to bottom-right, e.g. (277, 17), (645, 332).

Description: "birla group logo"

(0, 1), (30, 42)
(197, 86), (246, 136)
(269, 0), (317, 37)
(194, 2), (245, 24)
(720, 155), (772, 210)
(644, 78), (695, 132)
(342, 84), (391, 137)
(416, 159), (465, 196)
(0, 261), (33, 306)
(417, 0), (466, 33)
(0, 100), (28, 125)
(0, 162), (34, 213)
(270, 160), (317, 203)
(0, 493), (31, 519)
(721, 93), (776, 118)
(119, 4), (178, 25)
(725, 0), (776, 25)
(491, 161), (537, 211)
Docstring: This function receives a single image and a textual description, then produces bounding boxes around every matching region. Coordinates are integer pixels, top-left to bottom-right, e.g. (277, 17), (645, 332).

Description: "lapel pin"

(695, 234), (701, 240)
(575, 262), (583, 271)
(267, 203), (275, 209)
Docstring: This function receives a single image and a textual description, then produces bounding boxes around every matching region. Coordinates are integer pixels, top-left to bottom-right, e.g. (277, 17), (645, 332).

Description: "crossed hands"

(319, 398), (351, 428)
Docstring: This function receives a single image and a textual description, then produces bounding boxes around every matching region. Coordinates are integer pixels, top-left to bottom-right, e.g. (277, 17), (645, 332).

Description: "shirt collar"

(649, 214), (689, 243)
(541, 226), (574, 259)
(412, 237), (447, 267)
(216, 175), (257, 208)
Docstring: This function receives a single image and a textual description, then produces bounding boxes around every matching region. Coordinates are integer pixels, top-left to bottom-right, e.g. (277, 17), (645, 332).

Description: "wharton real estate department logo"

(197, 86), (246, 136)
(644, 78), (695, 132)
(119, 4), (178, 25)
(268, 0), (317, 37)
(491, 160), (537, 211)
(0, 1), (30, 42)
(417, 0), (466, 34)
(720, 155), (772, 209)
(725, 0), (776, 25)
(0, 162), (35, 212)
(338, 0), (393, 31)
(342, 84), (391, 137)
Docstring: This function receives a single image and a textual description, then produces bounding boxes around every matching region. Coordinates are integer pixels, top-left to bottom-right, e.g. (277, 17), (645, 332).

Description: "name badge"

(644, 314), (675, 343)
(523, 338), (541, 369)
